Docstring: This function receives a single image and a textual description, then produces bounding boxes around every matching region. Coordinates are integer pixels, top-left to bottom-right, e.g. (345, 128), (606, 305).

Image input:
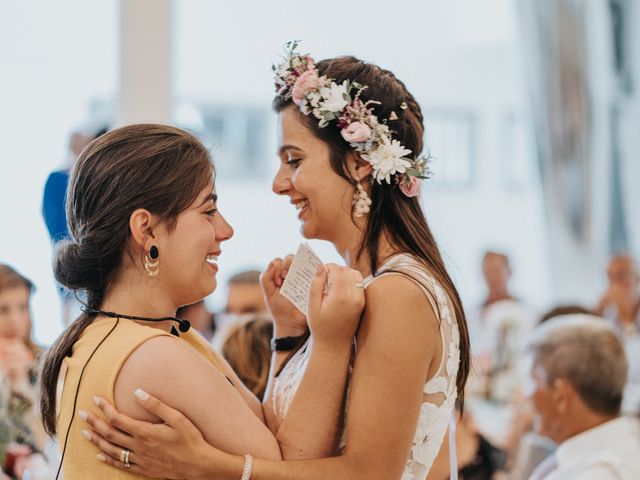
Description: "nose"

(272, 164), (291, 196)
(214, 212), (234, 242)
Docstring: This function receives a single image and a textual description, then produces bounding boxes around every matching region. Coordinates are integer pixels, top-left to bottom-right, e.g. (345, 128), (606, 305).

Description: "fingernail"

(134, 388), (149, 402)
(78, 410), (88, 421)
(93, 396), (102, 407)
(82, 430), (92, 441)
(96, 453), (106, 462)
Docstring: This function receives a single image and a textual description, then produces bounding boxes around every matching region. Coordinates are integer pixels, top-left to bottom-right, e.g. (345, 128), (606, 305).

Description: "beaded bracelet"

(241, 454), (253, 480)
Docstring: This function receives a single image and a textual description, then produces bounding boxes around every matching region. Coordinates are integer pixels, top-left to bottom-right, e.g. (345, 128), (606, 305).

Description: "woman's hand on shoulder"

(81, 392), (215, 479)
(261, 255), (307, 337)
(307, 264), (365, 348)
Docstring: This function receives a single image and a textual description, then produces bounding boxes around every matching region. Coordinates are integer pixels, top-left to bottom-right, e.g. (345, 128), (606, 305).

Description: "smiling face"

(153, 184), (234, 307)
(272, 105), (358, 243)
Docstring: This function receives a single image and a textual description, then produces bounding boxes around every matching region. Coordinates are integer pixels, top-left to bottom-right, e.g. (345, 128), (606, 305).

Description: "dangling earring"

(144, 245), (159, 277)
(353, 182), (372, 218)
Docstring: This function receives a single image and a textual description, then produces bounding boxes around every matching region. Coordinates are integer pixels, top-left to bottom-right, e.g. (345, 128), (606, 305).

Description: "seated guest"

(0, 264), (51, 479)
(212, 269), (271, 350)
(527, 315), (640, 479)
(506, 305), (593, 478)
(220, 314), (273, 399)
(225, 269), (268, 315)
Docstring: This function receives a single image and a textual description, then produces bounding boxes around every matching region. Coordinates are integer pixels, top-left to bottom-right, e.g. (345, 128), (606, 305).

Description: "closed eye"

(205, 209), (218, 217)
(286, 158), (302, 169)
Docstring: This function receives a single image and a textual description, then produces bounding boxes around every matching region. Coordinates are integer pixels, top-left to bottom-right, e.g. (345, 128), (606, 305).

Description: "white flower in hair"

(319, 82), (350, 113)
(364, 138), (413, 184)
(275, 61), (291, 79)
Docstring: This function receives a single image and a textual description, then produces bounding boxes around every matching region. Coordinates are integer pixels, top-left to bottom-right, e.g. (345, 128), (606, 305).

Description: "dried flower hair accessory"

(273, 41), (430, 195)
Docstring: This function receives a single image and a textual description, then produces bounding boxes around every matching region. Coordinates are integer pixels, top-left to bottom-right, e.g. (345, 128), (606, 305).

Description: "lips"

(206, 251), (220, 268)
(291, 198), (309, 219)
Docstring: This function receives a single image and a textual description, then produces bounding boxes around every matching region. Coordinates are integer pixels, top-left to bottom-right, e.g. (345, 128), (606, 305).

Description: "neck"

(617, 295), (640, 324)
(485, 289), (512, 305)
(558, 410), (618, 445)
(100, 271), (177, 333)
(333, 227), (398, 277)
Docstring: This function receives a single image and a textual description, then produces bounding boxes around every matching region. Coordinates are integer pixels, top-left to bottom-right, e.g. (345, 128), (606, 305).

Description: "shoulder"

(114, 335), (230, 422)
(120, 334), (221, 381)
(359, 273), (440, 361)
(365, 272), (429, 312)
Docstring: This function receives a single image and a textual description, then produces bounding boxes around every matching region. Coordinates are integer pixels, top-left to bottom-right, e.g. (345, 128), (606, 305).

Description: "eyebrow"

(198, 192), (217, 208)
(278, 144), (304, 155)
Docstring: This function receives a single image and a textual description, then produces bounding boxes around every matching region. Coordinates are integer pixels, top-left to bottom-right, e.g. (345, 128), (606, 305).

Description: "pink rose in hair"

(399, 176), (421, 197)
(341, 122), (372, 143)
(306, 56), (315, 71)
(291, 70), (319, 105)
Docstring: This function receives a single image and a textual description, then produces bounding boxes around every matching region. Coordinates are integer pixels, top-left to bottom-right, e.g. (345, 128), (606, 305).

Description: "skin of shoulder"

(359, 273), (442, 376)
(114, 335), (281, 460)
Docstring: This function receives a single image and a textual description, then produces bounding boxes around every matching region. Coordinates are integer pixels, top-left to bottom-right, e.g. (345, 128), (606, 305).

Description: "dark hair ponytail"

(274, 57), (471, 405)
(40, 124), (214, 435)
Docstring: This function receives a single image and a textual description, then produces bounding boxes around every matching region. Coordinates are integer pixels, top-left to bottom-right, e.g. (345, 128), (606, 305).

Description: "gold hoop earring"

(144, 245), (159, 277)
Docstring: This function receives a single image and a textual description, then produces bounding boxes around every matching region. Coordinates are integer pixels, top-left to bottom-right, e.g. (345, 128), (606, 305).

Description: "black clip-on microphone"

(80, 306), (191, 333)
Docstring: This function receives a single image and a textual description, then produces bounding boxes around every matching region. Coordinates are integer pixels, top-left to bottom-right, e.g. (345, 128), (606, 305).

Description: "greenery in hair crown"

(273, 41), (430, 197)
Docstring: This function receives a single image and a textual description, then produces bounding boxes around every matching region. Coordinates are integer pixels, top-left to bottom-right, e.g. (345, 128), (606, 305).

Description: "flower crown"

(273, 41), (430, 197)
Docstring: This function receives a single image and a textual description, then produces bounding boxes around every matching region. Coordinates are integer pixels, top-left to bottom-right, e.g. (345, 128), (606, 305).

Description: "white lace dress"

(272, 254), (461, 480)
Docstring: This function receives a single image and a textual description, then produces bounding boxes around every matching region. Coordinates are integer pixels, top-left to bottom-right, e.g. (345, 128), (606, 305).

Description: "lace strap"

(367, 266), (441, 325)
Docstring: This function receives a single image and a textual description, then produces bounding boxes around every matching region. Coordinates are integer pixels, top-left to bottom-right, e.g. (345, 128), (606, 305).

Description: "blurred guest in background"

(220, 314), (273, 399)
(467, 251), (535, 404)
(0, 264), (51, 479)
(429, 408), (507, 480)
(595, 254), (640, 413)
(176, 300), (216, 343)
(225, 269), (267, 315)
(506, 305), (592, 479)
(42, 131), (92, 244)
(42, 127), (108, 327)
(526, 315), (640, 480)
(212, 269), (270, 351)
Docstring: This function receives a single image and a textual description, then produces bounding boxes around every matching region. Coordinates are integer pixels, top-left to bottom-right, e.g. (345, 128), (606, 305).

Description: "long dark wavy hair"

(39, 124), (214, 436)
(274, 56), (471, 405)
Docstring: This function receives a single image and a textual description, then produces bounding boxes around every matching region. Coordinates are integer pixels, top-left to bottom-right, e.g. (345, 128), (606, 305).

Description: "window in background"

(501, 111), (538, 191)
(424, 109), (476, 188)
(197, 105), (271, 180)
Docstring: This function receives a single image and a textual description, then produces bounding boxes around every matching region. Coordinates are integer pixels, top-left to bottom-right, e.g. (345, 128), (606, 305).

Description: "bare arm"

(261, 260), (360, 459)
(114, 336), (282, 461)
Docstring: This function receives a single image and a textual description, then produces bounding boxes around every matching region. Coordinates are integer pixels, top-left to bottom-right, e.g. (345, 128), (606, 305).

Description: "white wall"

(1, 0), (562, 345)
(0, 0), (118, 344)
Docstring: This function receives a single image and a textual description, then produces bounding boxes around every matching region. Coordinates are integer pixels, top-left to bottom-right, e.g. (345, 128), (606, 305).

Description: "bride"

(81, 43), (471, 480)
